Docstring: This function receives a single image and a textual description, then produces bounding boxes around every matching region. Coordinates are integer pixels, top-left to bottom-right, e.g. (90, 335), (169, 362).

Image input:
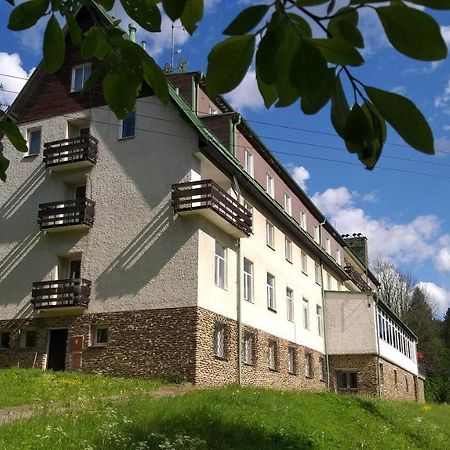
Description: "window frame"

(314, 225), (320, 244)
(266, 173), (274, 198)
(316, 304), (323, 336)
(243, 332), (254, 366)
(91, 326), (108, 346)
(300, 210), (307, 230)
(0, 331), (11, 349)
(336, 248), (342, 266)
(325, 237), (331, 254)
(214, 241), (226, 289)
(243, 258), (254, 303)
(305, 352), (313, 378)
(266, 221), (275, 249)
(26, 128), (42, 156)
(302, 298), (310, 329)
(119, 111), (136, 140)
(285, 237), (293, 263)
(267, 273), (276, 311)
(286, 287), (294, 322)
(244, 148), (254, 177)
(315, 262), (322, 285)
(21, 330), (37, 348)
(71, 63), (92, 93)
(268, 339), (277, 371)
(213, 323), (226, 359)
(284, 192), (292, 215)
(288, 347), (297, 375)
(301, 251), (308, 275)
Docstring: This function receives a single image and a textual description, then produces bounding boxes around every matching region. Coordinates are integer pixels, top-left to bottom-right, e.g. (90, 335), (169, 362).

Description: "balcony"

(43, 135), (98, 170)
(31, 278), (91, 310)
(344, 265), (372, 292)
(172, 180), (252, 238)
(38, 198), (95, 231)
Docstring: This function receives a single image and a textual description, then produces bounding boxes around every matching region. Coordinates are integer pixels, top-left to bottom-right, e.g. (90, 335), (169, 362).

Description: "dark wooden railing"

(31, 278), (91, 310)
(344, 265), (372, 292)
(38, 198), (95, 230)
(43, 135), (98, 168)
(172, 180), (252, 236)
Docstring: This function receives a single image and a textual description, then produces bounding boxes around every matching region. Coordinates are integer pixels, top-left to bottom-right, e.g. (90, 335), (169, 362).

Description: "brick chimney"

(342, 233), (369, 267)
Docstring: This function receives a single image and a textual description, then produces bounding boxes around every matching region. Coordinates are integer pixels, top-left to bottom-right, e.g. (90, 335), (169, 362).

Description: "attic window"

(71, 64), (91, 92)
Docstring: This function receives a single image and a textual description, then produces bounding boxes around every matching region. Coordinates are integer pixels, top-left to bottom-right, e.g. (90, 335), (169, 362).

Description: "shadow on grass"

(95, 409), (316, 450)
(353, 397), (388, 422)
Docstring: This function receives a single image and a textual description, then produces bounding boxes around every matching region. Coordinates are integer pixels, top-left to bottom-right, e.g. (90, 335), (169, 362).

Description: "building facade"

(0, 5), (424, 400)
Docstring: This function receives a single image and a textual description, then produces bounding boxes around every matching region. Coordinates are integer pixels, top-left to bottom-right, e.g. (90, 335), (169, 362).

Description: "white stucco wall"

(0, 96), (202, 319)
(324, 291), (378, 355)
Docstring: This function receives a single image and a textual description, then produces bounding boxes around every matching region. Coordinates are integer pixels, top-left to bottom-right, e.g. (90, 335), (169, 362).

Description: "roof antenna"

(164, 23), (188, 73)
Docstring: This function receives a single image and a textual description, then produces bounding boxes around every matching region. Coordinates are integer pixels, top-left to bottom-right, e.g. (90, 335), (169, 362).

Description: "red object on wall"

(71, 353), (82, 369)
(69, 336), (84, 352)
(417, 352), (424, 359)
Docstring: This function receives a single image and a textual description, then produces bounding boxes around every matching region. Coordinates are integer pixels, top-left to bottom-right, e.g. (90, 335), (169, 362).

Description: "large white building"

(0, 4), (424, 401)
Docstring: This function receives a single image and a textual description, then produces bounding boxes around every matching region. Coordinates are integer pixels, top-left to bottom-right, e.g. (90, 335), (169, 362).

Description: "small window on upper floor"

(284, 193), (292, 216)
(244, 149), (254, 177)
(336, 248), (342, 266)
(71, 64), (91, 92)
(325, 237), (331, 254)
(266, 221), (275, 249)
(314, 225), (320, 244)
(266, 173), (274, 198)
(27, 128), (41, 156)
(119, 111), (136, 139)
(300, 210), (307, 230)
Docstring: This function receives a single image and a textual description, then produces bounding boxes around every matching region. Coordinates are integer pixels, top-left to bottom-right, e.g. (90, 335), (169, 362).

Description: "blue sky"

(1, 0), (450, 316)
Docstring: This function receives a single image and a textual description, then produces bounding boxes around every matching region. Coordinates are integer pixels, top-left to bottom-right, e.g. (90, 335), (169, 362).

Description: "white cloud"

(435, 136), (450, 154)
(416, 282), (450, 317)
(289, 165), (310, 191)
(391, 86), (406, 96)
(312, 186), (440, 264)
(359, 8), (389, 57)
(0, 53), (33, 108)
(226, 69), (264, 111)
(435, 247), (450, 271)
(435, 79), (450, 108)
(361, 192), (378, 203)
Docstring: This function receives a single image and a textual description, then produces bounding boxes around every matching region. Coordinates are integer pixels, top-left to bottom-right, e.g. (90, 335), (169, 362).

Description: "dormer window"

(71, 64), (91, 92)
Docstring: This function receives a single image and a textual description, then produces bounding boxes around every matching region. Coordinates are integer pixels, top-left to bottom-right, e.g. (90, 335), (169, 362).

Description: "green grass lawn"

(0, 369), (449, 450)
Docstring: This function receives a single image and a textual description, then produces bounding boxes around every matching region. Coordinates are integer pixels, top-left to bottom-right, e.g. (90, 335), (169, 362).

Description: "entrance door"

(47, 329), (68, 371)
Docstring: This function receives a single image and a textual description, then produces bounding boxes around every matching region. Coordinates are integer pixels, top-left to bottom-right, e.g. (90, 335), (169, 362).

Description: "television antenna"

(164, 23), (188, 73)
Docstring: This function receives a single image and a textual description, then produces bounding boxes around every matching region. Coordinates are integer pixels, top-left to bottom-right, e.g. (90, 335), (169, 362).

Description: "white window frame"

(316, 305), (323, 336)
(119, 111), (136, 139)
(301, 251), (308, 275)
(71, 63), (92, 92)
(284, 193), (292, 215)
(314, 225), (320, 244)
(336, 248), (342, 266)
(315, 262), (322, 285)
(300, 211), (307, 230)
(286, 288), (294, 322)
(325, 237), (331, 254)
(215, 241), (226, 289)
(91, 326), (108, 346)
(267, 273), (276, 311)
(244, 149), (254, 177)
(285, 237), (293, 262)
(26, 128), (42, 156)
(20, 330), (37, 348)
(243, 258), (254, 303)
(213, 323), (226, 358)
(305, 352), (313, 378)
(302, 298), (309, 329)
(326, 273), (332, 290)
(288, 347), (296, 375)
(266, 221), (275, 249)
(266, 173), (274, 198)
(268, 340), (277, 370)
(243, 332), (253, 365)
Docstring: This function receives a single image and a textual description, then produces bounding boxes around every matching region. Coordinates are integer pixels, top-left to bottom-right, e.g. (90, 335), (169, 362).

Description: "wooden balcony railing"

(31, 278), (91, 310)
(38, 198), (95, 230)
(172, 180), (252, 237)
(344, 265), (372, 292)
(43, 135), (98, 168)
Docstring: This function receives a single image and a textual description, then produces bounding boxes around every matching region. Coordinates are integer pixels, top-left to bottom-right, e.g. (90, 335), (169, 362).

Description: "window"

(394, 369), (398, 389)
(213, 323), (226, 358)
(302, 298), (309, 329)
(120, 111), (136, 139)
(288, 347), (297, 374)
(244, 149), (254, 176)
(92, 327), (108, 346)
(325, 237), (331, 254)
(267, 273), (276, 311)
(0, 332), (10, 349)
(243, 332), (254, 365)
(285, 237), (293, 262)
(336, 372), (358, 392)
(284, 193), (292, 215)
(71, 63), (91, 92)
(316, 305), (323, 336)
(314, 225), (320, 244)
(27, 129), (41, 156)
(300, 211), (307, 230)
(268, 340), (277, 370)
(243, 258), (254, 303)
(315, 262), (321, 285)
(319, 357), (327, 381)
(301, 251), (308, 275)
(305, 352), (313, 378)
(215, 242), (226, 289)
(326, 273), (332, 290)
(266, 173), (274, 198)
(266, 221), (275, 249)
(286, 288), (294, 322)
(243, 200), (253, 214)
(21, 330), (37, 348)
(336, 249), (342, 266)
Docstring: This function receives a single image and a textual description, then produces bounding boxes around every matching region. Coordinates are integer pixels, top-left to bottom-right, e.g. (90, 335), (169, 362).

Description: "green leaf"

(103, 72), (139, 118)
(407, 0), (450, 9)
(96, 0), (115, 10)
(141, 51), (170, 104)
(95, 29), (111, 60)
(255, 30), (278, 85)
(256, 74), (278, 108)
(205, 35), (255, 97)
(331, 77), (350, 139)
(313, 38), (364, 66)
(295, 0), (328, 5)
(344, 103), (372, 154)
(291, 39), (334, 114)
(0, 118), (27, 152)
(120, 0), (161, 32)
(66, 13), (82, 46)
(43, 15), (65, 74)
(8, 0), (49, 31)
(180, 0), (203, 35)
(328, 9), (364, 48)
(163, 0), (187, 21)
(286, 13), (312, 38)
(224, 5), (269, 36)
(82, 27), (99, 58)
(358, 102), (385, 169)
(365, 86), (434, 154)
(0, 152), (10, 182)
(377, 6), (447, 61)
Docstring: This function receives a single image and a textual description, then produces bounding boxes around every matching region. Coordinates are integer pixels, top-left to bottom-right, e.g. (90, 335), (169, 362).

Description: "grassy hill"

(0, 368), (449, 450)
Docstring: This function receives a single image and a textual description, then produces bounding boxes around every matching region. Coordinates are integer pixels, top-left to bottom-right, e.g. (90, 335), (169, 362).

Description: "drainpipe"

(128, 23), (137, 43)
(374, 294), (382, 398)
(237, 237), (242, 385)
(230, 114), (241, 157)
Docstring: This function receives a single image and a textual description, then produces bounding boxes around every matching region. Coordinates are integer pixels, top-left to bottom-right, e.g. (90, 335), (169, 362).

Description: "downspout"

(230, 114), (241, 157)
(319, 219), (331, 389)
(374, 294), (382, 398)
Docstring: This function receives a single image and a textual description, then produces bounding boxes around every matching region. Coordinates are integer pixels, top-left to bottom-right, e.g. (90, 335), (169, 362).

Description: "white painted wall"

(379, 340), (418, 375)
